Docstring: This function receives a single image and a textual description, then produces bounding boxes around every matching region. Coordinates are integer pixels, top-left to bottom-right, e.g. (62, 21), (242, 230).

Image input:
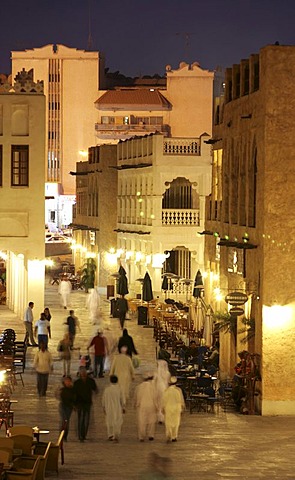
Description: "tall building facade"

(11, 45), (104, 227)
(0, 70), (46, 316)
(205, 45), (295, 415)
(73, 61), (214, 298)
(95, 62), (214, 144)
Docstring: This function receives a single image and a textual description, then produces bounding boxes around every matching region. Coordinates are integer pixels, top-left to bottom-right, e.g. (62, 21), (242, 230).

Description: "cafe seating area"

(0, 425), (65, 479)
(128, 298), (234, 415)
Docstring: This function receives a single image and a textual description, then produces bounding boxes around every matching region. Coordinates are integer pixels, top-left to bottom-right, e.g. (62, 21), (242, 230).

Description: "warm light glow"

(116, 249), (124, 257)
(0, 370), (6, 384)
(135, 252), (142, 263)
(145, 254), (151, 265)
(140, 211), (144, 217)
(0, 251), (7, 261)
(79, 150), (88, 158)
(150, 214), (155, 219)
(263, 304), (294, 330)
(105, 252), (117, 267)
(109, 248), (115, 254)
(203, 271), (208, 278)
(81, 247), (87, 253)
(152, 253), (169, 268)
(136, 191), (141, 196)
(125, 251), (133, 260)
(86, 252), (96, 259)
(138, 198), (143, 203)
(213, 273), (219, 281)
(213, 287), (221, 296)
(43, 259), (54, 267)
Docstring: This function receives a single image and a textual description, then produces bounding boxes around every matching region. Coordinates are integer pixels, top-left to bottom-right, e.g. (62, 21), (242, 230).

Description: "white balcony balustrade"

(162, 209), (200, 226)
(163, 138), (200, 155)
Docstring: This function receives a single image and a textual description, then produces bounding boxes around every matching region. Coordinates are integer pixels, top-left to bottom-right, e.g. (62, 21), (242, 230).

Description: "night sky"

(1, 0), (295, 77)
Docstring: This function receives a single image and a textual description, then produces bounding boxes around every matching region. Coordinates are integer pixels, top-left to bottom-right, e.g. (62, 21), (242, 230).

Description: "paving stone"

(0, 282), (295, 479)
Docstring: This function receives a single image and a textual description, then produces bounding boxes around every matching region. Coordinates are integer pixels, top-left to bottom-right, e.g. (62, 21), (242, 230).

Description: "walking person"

(23, 301), (38, 347)
(109, 346), (135, 404)
(116, 294), (129, 329)
(134, 373), (158, 442)
(66, 310), (80, 349)
(87, 330), (108, 378)
(161, 376), (185, 443)
(102, 375), (125, 442)
(118, 328), (138, 357)
(58, 275), (72, 309)
(57, 333), (72, 377)
(34, 312), (51, 348)
(73, 367), (98, 442)
(43, 307), (52, 322)
(58, 376), (76, 441)
(153, 360), (171, 424)
(33, 341), (53, 397)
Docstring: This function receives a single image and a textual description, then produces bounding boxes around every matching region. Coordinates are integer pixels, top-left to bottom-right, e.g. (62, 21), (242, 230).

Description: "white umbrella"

(203, 308), (213, 347)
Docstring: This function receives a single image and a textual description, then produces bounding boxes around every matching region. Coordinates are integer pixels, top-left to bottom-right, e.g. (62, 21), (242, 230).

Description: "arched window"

(162, 177), (199, 209)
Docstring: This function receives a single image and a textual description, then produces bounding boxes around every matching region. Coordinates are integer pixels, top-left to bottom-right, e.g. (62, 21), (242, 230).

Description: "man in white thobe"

(58, 277), (72, 309)
(134, 373), (158, 442)
(102, 375), (125, 442)
(161, 376), (185, 442)
(153, 360), (171, 423)
(109, 346), (135, 404)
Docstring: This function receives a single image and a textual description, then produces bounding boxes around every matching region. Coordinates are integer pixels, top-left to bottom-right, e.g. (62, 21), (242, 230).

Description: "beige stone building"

(95, 62), (214, 143)
(205, 45), (295, 415)
(0, 70), (46, 317)
(11, 45), (103, 227)
(71, 144), (117, 291)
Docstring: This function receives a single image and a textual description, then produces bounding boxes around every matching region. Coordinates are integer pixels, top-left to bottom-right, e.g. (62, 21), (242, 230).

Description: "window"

(0, 145), (2, 186)
(11, 145), (29, 186)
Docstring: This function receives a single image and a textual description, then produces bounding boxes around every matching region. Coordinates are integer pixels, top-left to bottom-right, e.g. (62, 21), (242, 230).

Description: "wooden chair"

(0, 397), (13, 433)
(0, 437), (14, 461)
(33, 430), (64, 474)
(5, 456), (40, 480)
(0, 449), (10, 465)
(10, 426), (33, 437)
(12, 442), (51, 480)
(10, 435), (33, 456)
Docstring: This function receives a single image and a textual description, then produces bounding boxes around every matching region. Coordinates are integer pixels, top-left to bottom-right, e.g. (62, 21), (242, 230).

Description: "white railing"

(162, 209), (200, 226)
(163, 138), (200, 155)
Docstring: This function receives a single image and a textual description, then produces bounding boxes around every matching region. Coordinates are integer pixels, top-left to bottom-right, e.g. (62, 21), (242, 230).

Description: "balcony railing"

(163, 138), (200, 155)
(95, 123), (170, 135)
(162, 209), (200, 226)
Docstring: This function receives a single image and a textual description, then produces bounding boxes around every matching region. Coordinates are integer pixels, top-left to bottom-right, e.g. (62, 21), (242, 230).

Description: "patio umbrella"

(193, 270), (204, 298)
(117, 266), (129, 296)
(142, 272), (153, 302)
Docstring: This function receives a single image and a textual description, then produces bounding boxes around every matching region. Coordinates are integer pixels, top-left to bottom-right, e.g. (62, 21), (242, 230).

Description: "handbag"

(132, 356), (140, 369)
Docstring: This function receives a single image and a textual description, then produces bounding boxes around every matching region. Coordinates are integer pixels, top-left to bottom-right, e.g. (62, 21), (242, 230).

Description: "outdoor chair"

(10, 435), (33, 456)
(5, 456), (40, 480)
(0, 437), (14, 461)
(10, 426), (33, 437)
(12, 442), (51, 480)
(33, 430), (64, 474)
(0, 449), (10, 465)
(0, 397), (14, 433)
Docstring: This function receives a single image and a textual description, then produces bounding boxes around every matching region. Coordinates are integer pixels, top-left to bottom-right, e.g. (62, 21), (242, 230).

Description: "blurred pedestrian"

(109, 346), (135, 404)
(66, 310), (80, 349)
(153, 360), (171, 423)
(33, 341), (53, 397)
(116, 294), (129, 329)
(118, 328), (138, 357)
(73, 367), (98, 442)
(23, 301), (38, 347)
(34, 312), (51, 348)
(87, 330), (108, 378)
(161, 376), (185, 442)
(58, 376), (76, 441)
(43, 307), (52, 322)
(57, 333), (72, 376)
(58, 275), (72, 309)
(102, 375), (125, 442)
(134, 373), (158, 442)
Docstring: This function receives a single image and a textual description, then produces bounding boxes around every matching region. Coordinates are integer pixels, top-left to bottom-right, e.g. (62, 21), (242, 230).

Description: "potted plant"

(80, 258), (96, 292)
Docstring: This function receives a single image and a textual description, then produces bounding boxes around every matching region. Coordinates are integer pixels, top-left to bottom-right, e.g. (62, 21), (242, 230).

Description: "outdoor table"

(32, 428), (50, 443)
(189, 393), (209, 413)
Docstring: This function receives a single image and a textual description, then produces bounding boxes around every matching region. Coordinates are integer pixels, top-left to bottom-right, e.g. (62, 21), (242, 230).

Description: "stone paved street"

(0, 282), (295, 479)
